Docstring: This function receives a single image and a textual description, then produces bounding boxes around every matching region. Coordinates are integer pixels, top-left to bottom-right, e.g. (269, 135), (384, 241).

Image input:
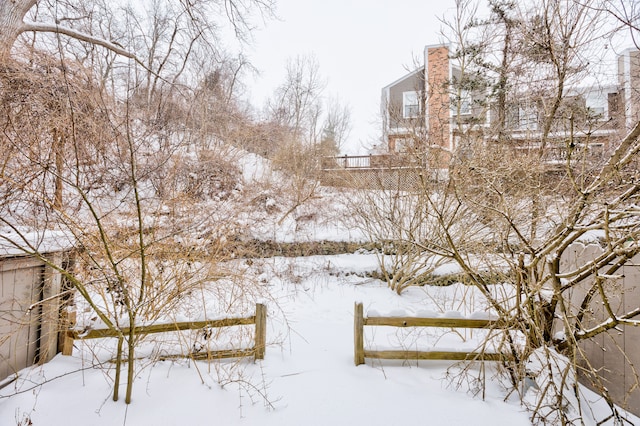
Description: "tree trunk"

(53, 127), (64, 210)
(0, 0), (37, 58)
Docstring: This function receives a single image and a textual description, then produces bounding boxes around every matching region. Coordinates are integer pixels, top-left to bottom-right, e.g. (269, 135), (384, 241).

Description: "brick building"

(381, 45), (640, 165)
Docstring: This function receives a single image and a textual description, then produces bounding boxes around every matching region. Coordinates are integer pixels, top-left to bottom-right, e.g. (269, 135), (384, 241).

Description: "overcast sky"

(246, 0), (465, 154)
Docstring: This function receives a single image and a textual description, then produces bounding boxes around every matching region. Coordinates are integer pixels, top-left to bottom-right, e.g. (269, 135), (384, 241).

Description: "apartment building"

(381, 44), (640, 164)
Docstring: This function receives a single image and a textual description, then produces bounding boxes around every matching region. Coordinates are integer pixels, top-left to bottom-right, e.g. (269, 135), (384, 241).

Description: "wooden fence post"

(60, 311), (76, 356)
(254, 303), (266, 360)
(354, 302), (364, 365)
(61, 331), (74, 356)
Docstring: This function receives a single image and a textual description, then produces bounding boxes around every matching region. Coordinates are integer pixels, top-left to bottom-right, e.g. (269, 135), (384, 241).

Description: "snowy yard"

(2, 0), (640, 423)
(0, 253), (632, 426)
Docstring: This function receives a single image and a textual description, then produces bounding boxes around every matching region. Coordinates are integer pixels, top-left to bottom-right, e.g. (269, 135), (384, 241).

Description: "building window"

(518, 105), (538, 130)
(456, 90), (472, 115)
(586, 91), (607, 119)
(403, 91), (420, 118)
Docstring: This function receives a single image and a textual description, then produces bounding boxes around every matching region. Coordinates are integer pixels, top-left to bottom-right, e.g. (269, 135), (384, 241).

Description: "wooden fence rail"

(63, 303), (267, 361)
(354, 302), (512, 365)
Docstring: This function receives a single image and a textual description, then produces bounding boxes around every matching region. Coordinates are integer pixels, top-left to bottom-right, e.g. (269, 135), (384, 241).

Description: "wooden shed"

(0, 249), (72, 384)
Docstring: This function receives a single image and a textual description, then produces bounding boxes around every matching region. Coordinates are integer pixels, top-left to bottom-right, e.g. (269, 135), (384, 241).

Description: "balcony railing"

(327, 155), (371, 169)
(321, 143), (605, 172)
(321, 154), (422, 170)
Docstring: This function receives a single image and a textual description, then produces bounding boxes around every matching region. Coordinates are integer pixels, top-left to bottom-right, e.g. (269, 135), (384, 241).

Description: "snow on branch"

(21, 20), (136, 60)
(576, 306), (640, 340)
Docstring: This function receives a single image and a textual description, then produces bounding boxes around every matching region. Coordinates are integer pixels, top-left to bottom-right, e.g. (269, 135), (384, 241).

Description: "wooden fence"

(62, 303), (267, 361)
(354, 302), (511, 365)
(563, 245), (640, 415)
(320, 167), (425, 190)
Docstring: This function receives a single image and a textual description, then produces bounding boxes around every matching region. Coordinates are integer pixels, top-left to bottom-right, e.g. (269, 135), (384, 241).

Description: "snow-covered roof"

(0, 229), (74, 258)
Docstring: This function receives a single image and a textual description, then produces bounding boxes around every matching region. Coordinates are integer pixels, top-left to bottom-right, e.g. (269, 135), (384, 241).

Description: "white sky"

(246, 0), (464, 154)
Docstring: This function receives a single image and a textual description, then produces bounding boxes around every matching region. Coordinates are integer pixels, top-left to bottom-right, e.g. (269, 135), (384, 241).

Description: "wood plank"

(39, 255), (62, 363)
(0, 256), (45, 273)
(363, 316), (508, 329)
(354, 302), (365, 365)
(254, 303), (266, 360)
(160, 348), (256, 361)
(363, 349), (509, 362)
(59, 311), (76, 356)
(75, 316), (256, 340)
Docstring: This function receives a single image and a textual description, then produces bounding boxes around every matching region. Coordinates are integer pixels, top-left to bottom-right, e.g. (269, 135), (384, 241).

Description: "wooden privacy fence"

(353, 302), (512, 365)
(62, 303), (267, 361)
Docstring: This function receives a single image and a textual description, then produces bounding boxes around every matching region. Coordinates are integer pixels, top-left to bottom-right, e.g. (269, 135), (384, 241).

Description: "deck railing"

(323, 155), (371, 169)
(323, 143), (604, 172)
(321, 154), (422, 170)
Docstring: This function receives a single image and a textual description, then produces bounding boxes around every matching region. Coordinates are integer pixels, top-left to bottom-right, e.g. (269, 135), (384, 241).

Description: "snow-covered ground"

(1, 253), (636, 425)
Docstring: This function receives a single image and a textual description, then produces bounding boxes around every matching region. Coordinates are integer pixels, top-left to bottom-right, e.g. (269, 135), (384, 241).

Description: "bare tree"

(349, 181), (455, 295)
(319, 96), (351, 156)
(440, 1), (640, 423)
(599, 0), (640, 49)
(267, 54), (327, 143)
(0, 0), (274, 59)
(265, 54), (352, 225)
(357, 0), (640, 423)
(0, 0), (274, 405)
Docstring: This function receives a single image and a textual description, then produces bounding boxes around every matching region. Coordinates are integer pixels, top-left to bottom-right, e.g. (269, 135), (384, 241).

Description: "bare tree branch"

(21, 20), (137, 59)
